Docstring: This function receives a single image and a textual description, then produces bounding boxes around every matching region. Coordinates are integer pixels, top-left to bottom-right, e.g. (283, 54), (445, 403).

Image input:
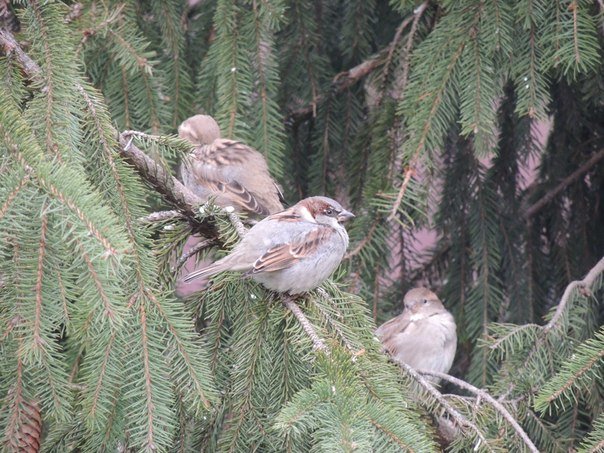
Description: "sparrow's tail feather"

(183, 261), (228, 283)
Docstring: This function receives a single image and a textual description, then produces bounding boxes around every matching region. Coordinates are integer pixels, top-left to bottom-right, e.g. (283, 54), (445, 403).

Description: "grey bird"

(375, 287), (457, 383)
(178, 114), (284, 216)
(183, 196), (354, 294)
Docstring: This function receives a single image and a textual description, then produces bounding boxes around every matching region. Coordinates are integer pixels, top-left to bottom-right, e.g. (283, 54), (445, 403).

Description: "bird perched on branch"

(178, 114), (284, 216)
(375, 287), (457, 384)
(183, 196), (354, 294)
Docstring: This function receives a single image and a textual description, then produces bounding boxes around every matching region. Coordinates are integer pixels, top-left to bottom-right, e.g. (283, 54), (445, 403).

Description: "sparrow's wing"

(274, 181), (287, 207)
(191, 139), (272, 216)
(203, 178), (270, 216)
(251, 226), (332, 273)
(375, 312), (412, 352)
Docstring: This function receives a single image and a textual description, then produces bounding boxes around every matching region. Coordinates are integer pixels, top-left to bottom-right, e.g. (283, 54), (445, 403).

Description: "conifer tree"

(0, 1), (602, 452)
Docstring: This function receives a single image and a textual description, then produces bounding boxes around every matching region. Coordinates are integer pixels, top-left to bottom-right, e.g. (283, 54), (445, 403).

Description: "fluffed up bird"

(375, 287), (457, 383)
(183, 196), (354, 294)
(178, 114), (284, 216)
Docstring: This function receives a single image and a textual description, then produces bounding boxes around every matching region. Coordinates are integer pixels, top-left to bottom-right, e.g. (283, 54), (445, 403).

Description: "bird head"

(296, 196), (355, 228)
(403, 287), (447, 318)
(178, 114), (222, 146)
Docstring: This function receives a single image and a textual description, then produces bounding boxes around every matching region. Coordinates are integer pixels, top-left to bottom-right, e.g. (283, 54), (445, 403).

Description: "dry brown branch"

(286, 56), (384, 125)
(420, 370), (540, 453)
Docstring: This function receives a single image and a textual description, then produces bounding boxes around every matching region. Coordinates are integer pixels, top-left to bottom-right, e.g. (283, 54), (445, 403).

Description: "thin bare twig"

(400, 363), (493, 452)
(543, 255), (604, 333)
(282, 296), (328, 352)
(172, 238), (217, 272)
(420, 370), (540, 453)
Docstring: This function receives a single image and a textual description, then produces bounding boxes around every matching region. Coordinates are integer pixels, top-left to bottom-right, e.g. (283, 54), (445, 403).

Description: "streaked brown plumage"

(178, 114), (284, 216)
(375, 287), (457, 384)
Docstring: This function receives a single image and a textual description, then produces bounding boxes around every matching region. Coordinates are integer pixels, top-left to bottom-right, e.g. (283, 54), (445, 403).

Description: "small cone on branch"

(5, 396), (42, 453)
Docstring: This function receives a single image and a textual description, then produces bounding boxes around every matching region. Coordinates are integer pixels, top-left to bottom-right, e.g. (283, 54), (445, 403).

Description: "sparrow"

(178, 114), (284, 216)
(375, 287), (457, 383)
(183, 196), (354, 294)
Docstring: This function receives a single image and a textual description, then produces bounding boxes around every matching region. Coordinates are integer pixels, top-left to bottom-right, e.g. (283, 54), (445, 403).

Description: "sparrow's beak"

(337, 209), (355, 223)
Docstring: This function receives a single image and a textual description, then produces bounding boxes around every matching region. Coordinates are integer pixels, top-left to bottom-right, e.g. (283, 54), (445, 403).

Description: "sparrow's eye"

(422, 299), (428, 304)
(324, 208), (334, 216)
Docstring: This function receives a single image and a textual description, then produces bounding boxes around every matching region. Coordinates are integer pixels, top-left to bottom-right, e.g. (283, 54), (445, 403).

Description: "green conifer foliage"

(0, 1), (602, 451)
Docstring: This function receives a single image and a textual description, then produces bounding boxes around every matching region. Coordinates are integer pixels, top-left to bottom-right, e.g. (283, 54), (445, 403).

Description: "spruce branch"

(397, 1), (429, 101)
(420, 370), (540, 453)
(75, 4), (125, 57)
(145, 290), (214, 411)
(286, 52), (383, 125)
(314, 302), (354, 351)
(0, 28), (215, 233)
(0, 29), (45, 84)
(399, 363), (493, 452)
(522, 148), (604, 219)
(379, 11), (417, 100)
(87, 333), (117, 422)
(33, 204), (49, 349)
(223, 207), (247, 238)
(0, 170), (31, 221)
(137, 300), (159, 451)
(118, 132), (204, 217)
(76, 239), (121, 325)
(282, 296), (328, 352)
(543, 255), (604, 333)
(315, 287), (357, 352)
(345, 219), (379, 260)
(488, 323), (539, 351)
(286, 3), (430, 125)
(10, 150), (122, 257)
(387, 164), (417, 221)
